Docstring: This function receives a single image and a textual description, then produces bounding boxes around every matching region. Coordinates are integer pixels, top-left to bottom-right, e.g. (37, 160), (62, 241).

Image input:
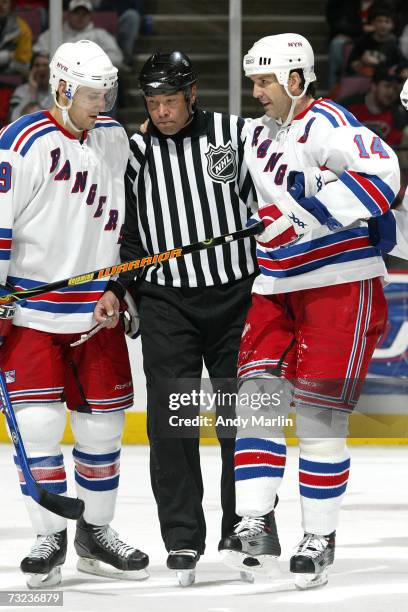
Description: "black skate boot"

(20, 529), (67, 589)
(290, 531), (335, 589)
(75, 516), (149, 580)
(218, 510), (281, 578)
(167, 550), (200, 587)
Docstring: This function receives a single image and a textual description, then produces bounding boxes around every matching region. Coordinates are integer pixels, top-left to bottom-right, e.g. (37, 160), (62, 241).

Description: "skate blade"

(294, 570), (328, 590)
(77, 557), (149, 581)
(25, 567), (62, 589)
(175, 569), (195, 587)
(219, 549), (280, 577)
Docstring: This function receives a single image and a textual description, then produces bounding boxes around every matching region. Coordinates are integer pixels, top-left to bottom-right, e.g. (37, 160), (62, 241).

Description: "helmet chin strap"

(62, 107), (83, 134)
(54, 92), (85, 134)
(278, 79), (311, 128)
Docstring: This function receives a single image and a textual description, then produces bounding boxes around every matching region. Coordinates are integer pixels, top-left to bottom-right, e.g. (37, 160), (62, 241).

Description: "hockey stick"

(0, 222), (263, 304)
(0, 369), (85, 520)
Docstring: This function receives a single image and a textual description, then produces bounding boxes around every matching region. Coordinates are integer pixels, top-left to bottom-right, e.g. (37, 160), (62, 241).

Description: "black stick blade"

(37, 486), (85, 520)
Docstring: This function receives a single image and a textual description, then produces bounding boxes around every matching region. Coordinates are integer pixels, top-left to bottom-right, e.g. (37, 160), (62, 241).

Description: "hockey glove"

(287, 167), (337, 200)
(368, 209), (397, 253)
(254, 204), (298, 249)
(285, 168), (342, 232)
(121, 291), (140, 339)
(0, 302), (16, 346)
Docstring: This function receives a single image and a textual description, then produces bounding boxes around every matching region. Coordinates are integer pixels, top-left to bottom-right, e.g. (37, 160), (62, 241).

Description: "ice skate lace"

(29, 535), (61, 559)
(233, 516), (265, 537)
(93, 525), (136, 558)
(168, 549), (197, 557)
(297, 533), (327, 559)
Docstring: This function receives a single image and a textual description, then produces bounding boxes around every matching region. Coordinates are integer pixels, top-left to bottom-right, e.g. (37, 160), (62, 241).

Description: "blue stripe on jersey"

(360, 172), (395, 205)
(20, 126), (59, 157)
(0, 228), (12, 238)
(0, 111), (47, 150)
(324, 100), (363, 127)
(95, 121), (121, 129)
(259, 226), (369, 261)
(259, 246), (378, 278)
(340, 172), (389, 216)
(311, 106), (340, 127)
(8, 275), (108, 293)
(20, 300), (97, 314)
(0, 252), (11, 260)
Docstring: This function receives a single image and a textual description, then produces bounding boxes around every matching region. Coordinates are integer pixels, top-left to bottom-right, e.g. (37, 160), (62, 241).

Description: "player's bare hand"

(94, 290), (120, 327)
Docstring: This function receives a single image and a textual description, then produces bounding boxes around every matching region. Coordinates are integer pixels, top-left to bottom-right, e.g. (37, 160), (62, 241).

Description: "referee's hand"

(94, 290), (120, 327)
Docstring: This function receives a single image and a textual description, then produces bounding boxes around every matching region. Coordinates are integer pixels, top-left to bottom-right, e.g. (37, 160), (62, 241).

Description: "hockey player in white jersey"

(0, 40), (148, 587)
(218, 33), (401, 588)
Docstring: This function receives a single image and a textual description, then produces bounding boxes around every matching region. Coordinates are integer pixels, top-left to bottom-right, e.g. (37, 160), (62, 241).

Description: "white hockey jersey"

(0, 110), (129, 333)
(244, 98), (401, 295)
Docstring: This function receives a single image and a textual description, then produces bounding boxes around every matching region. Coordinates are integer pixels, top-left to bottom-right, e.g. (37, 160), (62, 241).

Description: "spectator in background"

(326, 0), (365, 90)
(398, 24), (408, 62)
(34, 0), (123, 68)
(347, 4), (402, 77)
(341, 65), (407, 146)
(8, 51), (52, 121)
(0, 0), (32, 75)
(97, 1), (143, 69)
(14, 0), (49, 31)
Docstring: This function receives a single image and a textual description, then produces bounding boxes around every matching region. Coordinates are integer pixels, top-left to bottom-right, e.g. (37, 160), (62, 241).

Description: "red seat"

(15, 9), (41, 42)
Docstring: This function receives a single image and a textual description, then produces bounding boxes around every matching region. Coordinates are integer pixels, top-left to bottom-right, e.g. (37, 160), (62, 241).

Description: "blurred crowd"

(0, 0), (148, 124)
(1, 0), (408, 166)
(327, 0), (408, 162)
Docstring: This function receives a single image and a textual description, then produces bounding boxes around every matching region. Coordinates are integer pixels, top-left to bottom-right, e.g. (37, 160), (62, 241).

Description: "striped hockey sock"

(73, 448), (121, 525)
(299, 452), (350, 535)
(235, 437), (286, 516)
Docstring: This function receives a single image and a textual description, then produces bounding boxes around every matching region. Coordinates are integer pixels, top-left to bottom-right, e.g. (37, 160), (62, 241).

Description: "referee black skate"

(103, 51), (259, 586)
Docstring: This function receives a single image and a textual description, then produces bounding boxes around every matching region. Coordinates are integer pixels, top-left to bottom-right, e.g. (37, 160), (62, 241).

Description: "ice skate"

(20, 529), (67, 589)
(218, 511), (281, 576)
(75, 516), (149, 580)
(167, 550), (199, 587)
(290, 531), (335, 589)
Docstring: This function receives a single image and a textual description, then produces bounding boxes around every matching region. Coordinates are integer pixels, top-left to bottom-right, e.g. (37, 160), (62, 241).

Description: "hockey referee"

(98, 51), (258, 581)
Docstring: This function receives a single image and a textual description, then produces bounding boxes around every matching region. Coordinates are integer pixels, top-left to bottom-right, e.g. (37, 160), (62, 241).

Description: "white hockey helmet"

(49, 40), (118, 110)
(400, 78), (408, 110)
(243, 33), (316, 96)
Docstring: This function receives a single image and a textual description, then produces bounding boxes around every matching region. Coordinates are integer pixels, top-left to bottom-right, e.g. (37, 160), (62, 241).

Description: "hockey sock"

(71, 411), (124, 525)
(298, 446), (350, 535)
(235, 437), (286, 516)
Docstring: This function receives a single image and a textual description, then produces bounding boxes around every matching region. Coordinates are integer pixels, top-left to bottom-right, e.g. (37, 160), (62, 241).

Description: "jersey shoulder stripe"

(311, 99), (362, 129)
(95, 116), (122, 129)
(0, 111), (57, 156)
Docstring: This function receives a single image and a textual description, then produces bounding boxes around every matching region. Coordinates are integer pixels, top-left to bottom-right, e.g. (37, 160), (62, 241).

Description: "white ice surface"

(1, 444), (408, 612)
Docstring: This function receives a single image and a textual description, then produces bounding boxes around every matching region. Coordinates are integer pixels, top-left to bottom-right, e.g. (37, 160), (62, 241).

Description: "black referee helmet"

(138, 51), (197, 97)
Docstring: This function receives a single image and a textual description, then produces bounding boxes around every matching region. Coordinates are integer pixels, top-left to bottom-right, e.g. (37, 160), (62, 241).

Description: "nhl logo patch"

(205, 142), (237, 184)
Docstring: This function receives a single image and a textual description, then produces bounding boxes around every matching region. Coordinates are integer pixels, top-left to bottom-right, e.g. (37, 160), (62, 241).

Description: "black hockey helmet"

(138, 51), (197, 96)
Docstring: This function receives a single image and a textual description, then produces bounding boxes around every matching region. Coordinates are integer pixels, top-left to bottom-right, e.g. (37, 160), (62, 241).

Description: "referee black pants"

(136, 275), (254, 555)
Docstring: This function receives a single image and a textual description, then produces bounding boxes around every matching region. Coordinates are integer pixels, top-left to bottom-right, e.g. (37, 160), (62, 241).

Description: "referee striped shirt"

(122, 108), (257, 287)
